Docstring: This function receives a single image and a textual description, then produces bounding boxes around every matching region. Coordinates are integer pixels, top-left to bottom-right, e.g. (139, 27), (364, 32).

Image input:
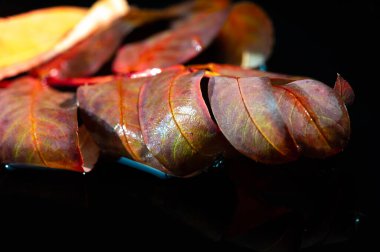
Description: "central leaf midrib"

(29, 83), (48, 167)
(117, 79), (139, 161)
(236, 78), (288, 157)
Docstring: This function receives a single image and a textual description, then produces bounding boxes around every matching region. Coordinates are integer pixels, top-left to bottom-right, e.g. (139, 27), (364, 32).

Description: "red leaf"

(209, 76), (351, 162)
(0, 77), (97, 172)
(46, 75), (114, 87)
(138, 69), (228, 177)
(32, 20), (131, 80)
(113, 10), (228, 74)
(272, 80), (350, 158)
(77, 75), (167, 173)
(334, 74), (355, 105)
(209, 76), (299, 163)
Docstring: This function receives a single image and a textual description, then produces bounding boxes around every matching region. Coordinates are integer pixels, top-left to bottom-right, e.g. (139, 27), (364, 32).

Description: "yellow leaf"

(0, 0), (129, 80)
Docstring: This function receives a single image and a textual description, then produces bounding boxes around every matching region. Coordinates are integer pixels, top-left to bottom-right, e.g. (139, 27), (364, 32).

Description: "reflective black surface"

(0, 0), (377, 251)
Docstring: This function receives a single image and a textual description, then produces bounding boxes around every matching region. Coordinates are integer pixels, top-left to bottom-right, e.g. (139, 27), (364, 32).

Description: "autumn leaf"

(113, 9), (228, 74)
(334, 73), (355, 105)
(209, 76), (351, 162)
(31, 2), (196, 82)
(208, 76), (299, 163)
(0, 6), (86, 80)
(272, 79), (351, 158)
(0, 0), (129, 81)
(31, 19), (132, 80)
(77, 75), (167, 173)
(0, 77), (97, 172)
(139, 69), (228, 177)
(217, 2), (274, 68)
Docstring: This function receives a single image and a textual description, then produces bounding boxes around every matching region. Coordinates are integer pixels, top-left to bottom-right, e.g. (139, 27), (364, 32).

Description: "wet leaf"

(139, 70), (228, 176)
(334, 73), (355, 105)
(0, 77), (92, 172)
(217, 2), (274, 68)
(209, 76), (351, 162)
(0, 0), (129, 81)
(113, 9), (228, 74)
(77, 76), (167, 172)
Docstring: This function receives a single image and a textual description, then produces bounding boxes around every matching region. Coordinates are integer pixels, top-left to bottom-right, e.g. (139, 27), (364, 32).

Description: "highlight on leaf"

(0, 77), (98, 172)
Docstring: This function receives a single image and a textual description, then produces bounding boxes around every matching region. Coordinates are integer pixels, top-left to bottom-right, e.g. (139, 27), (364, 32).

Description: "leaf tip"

(334, 73), (355, 105)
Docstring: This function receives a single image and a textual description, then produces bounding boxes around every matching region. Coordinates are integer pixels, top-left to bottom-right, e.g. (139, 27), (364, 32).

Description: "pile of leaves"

(0, 0), (354, 177)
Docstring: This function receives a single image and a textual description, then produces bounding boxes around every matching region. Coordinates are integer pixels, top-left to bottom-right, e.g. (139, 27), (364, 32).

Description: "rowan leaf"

(334, 73), (355, 105)
(113, 9), (228, 74)
(139, 69), (228, 176)
(77, 75), (167, 172)
(0, 77), (93, 172)
(209, 76), (351, 162)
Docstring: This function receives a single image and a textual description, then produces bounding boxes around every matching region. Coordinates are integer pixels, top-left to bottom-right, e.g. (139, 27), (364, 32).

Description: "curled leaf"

(209, 76), (351, 163)
(113, 9), (228, 74)
(0, 77), (96, 172)
(217, 2), (274, 68)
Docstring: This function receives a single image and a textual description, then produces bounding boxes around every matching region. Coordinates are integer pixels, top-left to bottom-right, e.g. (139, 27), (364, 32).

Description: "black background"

(0, 0), (378, 251)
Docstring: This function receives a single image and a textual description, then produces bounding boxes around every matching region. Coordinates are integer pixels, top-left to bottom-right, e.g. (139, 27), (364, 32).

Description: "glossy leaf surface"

(217, 2), (274, 68)
(139, 70), (227, 176)
(209, 76), (351, 163)
(0, 77), (84, 171)
(77, 76), (166, 172)
(113, 10), (228, 74)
